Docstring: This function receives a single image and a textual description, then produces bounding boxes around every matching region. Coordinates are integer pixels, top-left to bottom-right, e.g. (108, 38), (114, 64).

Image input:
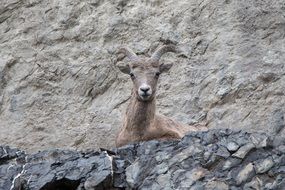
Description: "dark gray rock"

(250, 133), (271, 148)
(205, 180), (229, 190)
(226, 141), (240, 152)
(243, 177), (263, 190)
(232, 143), (255, 159)
(236, 163), (255, 185)
(216, 146), (231, 158)
(254, 157), (275, 174)
(0, 146), (25, 190)
(125, 159), (141, 188)
(223, 157), (242, 171)
(1, 129), (285, 190)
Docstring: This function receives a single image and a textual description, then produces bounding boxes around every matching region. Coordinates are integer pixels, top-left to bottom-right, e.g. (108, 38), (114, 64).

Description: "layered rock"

(1, 129), (285, 189)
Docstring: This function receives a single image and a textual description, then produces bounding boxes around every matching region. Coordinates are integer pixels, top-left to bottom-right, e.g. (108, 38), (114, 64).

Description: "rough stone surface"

(254, 157), (274, 174)
(1, 129), (285, 190)
(236, 163), (255, 185)
(232, 143), (255, 159)
(0, 0), (285, 152)
(226, 141), (239, 152)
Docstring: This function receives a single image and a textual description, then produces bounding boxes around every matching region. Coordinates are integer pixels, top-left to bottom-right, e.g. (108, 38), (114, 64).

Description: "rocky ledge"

(1, 129), (285, 190)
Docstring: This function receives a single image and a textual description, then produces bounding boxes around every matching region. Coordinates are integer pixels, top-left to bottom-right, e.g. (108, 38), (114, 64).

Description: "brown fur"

(115, 90), (206, 147)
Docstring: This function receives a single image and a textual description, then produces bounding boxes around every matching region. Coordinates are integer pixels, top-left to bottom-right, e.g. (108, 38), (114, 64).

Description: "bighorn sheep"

(115, 45), (207, 147)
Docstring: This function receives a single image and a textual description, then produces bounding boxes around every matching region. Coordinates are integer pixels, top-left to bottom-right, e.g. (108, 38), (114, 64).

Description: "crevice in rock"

(40, 178), (80, 190)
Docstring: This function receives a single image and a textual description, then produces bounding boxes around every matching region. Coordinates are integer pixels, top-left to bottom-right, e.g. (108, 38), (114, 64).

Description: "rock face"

(0, 0), (285, 151)
(1, 129), (285, 190)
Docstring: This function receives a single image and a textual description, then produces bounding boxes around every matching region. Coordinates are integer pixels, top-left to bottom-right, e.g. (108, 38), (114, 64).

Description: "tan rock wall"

(0, 0), (284, 152)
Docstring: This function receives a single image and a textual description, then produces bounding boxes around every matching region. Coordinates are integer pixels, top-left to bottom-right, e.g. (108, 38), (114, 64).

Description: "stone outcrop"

(0, 0), (284, 152)
(1, 129), (285, 189)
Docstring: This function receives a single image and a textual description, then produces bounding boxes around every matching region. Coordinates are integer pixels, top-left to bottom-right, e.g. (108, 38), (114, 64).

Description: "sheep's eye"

(130, 72), (135, 78)
(155, 72), (161, 78)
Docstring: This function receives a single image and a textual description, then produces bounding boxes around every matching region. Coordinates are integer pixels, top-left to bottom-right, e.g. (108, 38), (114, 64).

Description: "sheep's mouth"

(141, 93), (149, 97)
(139, 93), (151, 101)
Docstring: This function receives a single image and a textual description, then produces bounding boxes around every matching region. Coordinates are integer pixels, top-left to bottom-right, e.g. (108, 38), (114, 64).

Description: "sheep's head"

(116, 45), (177, 102)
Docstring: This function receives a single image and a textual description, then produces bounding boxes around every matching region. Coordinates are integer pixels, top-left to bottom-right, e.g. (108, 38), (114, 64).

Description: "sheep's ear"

(159, 63), (173, 73)
(116, 62), (130, 74)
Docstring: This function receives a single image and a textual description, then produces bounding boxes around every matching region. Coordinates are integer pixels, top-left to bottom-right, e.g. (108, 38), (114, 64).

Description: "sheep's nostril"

(140, 86), (150, 93)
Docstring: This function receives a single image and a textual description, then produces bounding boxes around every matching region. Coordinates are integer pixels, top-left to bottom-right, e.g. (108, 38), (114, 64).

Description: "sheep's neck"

(125, 91), (156, 134)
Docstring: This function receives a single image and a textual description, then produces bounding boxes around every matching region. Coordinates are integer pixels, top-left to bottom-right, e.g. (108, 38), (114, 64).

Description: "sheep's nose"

(140, 86), (150, 93)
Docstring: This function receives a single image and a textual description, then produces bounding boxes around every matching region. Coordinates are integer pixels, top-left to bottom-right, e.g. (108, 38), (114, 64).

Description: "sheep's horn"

(150, 45), (177, 62)
(117, 47), (139, 62)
